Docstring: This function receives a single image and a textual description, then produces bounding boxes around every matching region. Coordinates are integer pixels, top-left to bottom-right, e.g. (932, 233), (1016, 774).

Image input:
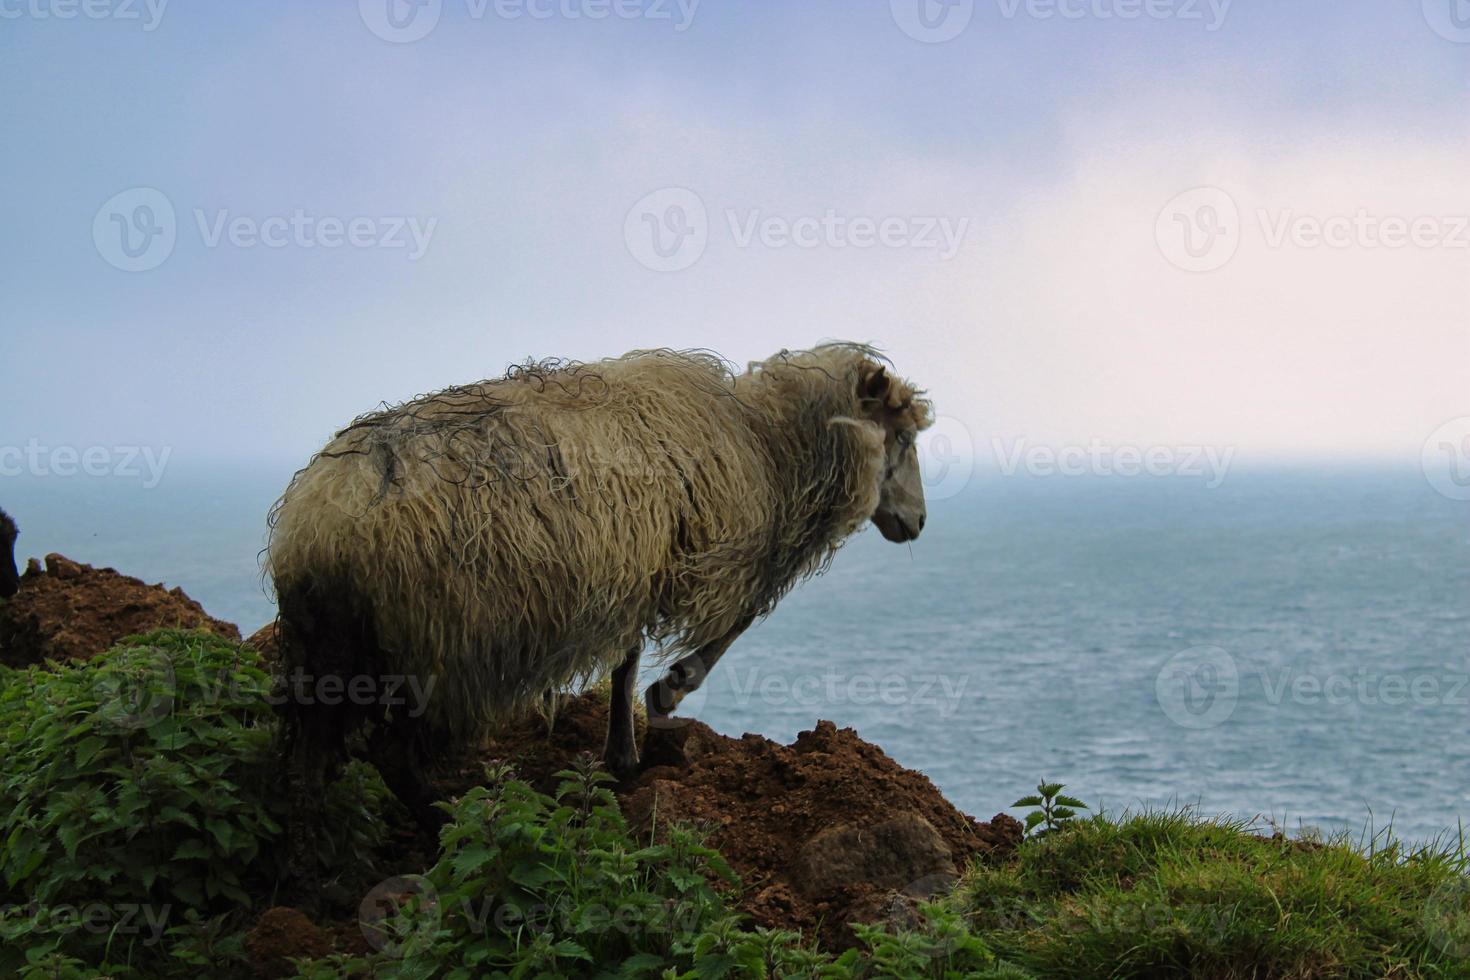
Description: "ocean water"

(4, 463), (1468, 844)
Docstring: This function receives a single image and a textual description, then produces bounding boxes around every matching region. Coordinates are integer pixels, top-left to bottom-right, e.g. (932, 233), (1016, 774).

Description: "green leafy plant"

(0, 629), (389, 977)
(1011, 782), (1089, 838)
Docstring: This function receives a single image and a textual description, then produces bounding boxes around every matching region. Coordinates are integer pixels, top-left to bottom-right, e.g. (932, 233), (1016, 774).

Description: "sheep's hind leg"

(368, 713), (445, 848)
(603, 644), (641, 778)
(644, 615), (754, 724)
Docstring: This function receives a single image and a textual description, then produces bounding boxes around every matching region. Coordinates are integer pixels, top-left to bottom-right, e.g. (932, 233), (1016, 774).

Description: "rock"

(0, 553), (240, 667)
(791, 812), (955, 897)
(245, 621), (282, 670)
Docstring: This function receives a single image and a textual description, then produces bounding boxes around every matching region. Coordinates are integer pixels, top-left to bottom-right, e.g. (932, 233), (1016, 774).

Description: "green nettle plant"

(0, 630), (389, 977)
(294, 755), (1013, 980)
(1011, 782), (1090, 838)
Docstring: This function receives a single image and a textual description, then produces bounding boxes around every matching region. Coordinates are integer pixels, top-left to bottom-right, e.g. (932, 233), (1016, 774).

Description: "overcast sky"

(2, 0), (1467, 471)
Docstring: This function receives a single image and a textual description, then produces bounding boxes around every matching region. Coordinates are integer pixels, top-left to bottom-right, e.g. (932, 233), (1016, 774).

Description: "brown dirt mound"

(446, 693), (1023, 949)
(243, 907), (331, 979)
(0, 553), (240, 667)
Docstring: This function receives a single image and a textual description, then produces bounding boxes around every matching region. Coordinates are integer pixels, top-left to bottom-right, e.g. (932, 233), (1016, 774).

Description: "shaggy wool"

(266, 344), (931, 744)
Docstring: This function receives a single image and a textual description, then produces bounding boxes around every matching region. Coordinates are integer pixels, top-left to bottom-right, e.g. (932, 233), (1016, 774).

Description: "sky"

(1, 0), (1467, 476)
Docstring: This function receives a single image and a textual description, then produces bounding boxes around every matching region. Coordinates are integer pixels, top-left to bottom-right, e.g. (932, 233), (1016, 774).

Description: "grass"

(953, 807), (1470, 979)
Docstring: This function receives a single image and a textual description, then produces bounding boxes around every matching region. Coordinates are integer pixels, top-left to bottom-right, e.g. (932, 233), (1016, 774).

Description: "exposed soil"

(0, 553), (240, 667)
(451, 693), (1024, 950)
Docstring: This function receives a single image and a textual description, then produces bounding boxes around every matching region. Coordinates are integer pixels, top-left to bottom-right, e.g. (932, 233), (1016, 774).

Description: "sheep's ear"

(860, 366), (890, 402)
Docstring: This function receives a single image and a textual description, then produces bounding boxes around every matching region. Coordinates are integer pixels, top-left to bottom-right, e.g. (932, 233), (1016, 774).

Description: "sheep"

(266, 343), (932, 885)
(0, 509), (18, 599)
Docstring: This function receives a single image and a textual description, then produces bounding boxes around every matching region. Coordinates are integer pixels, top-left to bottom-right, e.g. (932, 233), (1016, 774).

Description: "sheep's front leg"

(603, 644), (641, 778)
(645, 615), (754, 724)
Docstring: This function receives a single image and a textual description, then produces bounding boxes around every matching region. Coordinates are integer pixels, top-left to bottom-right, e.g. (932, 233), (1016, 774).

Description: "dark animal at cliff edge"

(0, 509), (19, 599)
(266, 344), (932, 885)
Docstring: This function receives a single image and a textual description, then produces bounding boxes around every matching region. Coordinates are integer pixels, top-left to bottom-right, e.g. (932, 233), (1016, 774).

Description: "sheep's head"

(0, 509), (18, 599)
(857, 363), (932, 543)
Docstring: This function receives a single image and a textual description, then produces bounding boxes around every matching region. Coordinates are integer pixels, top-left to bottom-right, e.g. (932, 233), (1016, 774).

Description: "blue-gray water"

(5, 464), (1467, 844)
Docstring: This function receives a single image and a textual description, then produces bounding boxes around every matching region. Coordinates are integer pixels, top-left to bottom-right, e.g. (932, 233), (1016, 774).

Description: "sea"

(5, 462), (1468, 845)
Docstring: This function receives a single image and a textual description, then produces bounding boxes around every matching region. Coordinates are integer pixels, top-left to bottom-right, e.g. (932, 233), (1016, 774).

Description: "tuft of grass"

(955, 805), (1470, 979)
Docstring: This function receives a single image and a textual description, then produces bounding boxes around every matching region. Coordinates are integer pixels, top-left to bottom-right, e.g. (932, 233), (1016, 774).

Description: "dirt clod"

(244, 907), (332, 979)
